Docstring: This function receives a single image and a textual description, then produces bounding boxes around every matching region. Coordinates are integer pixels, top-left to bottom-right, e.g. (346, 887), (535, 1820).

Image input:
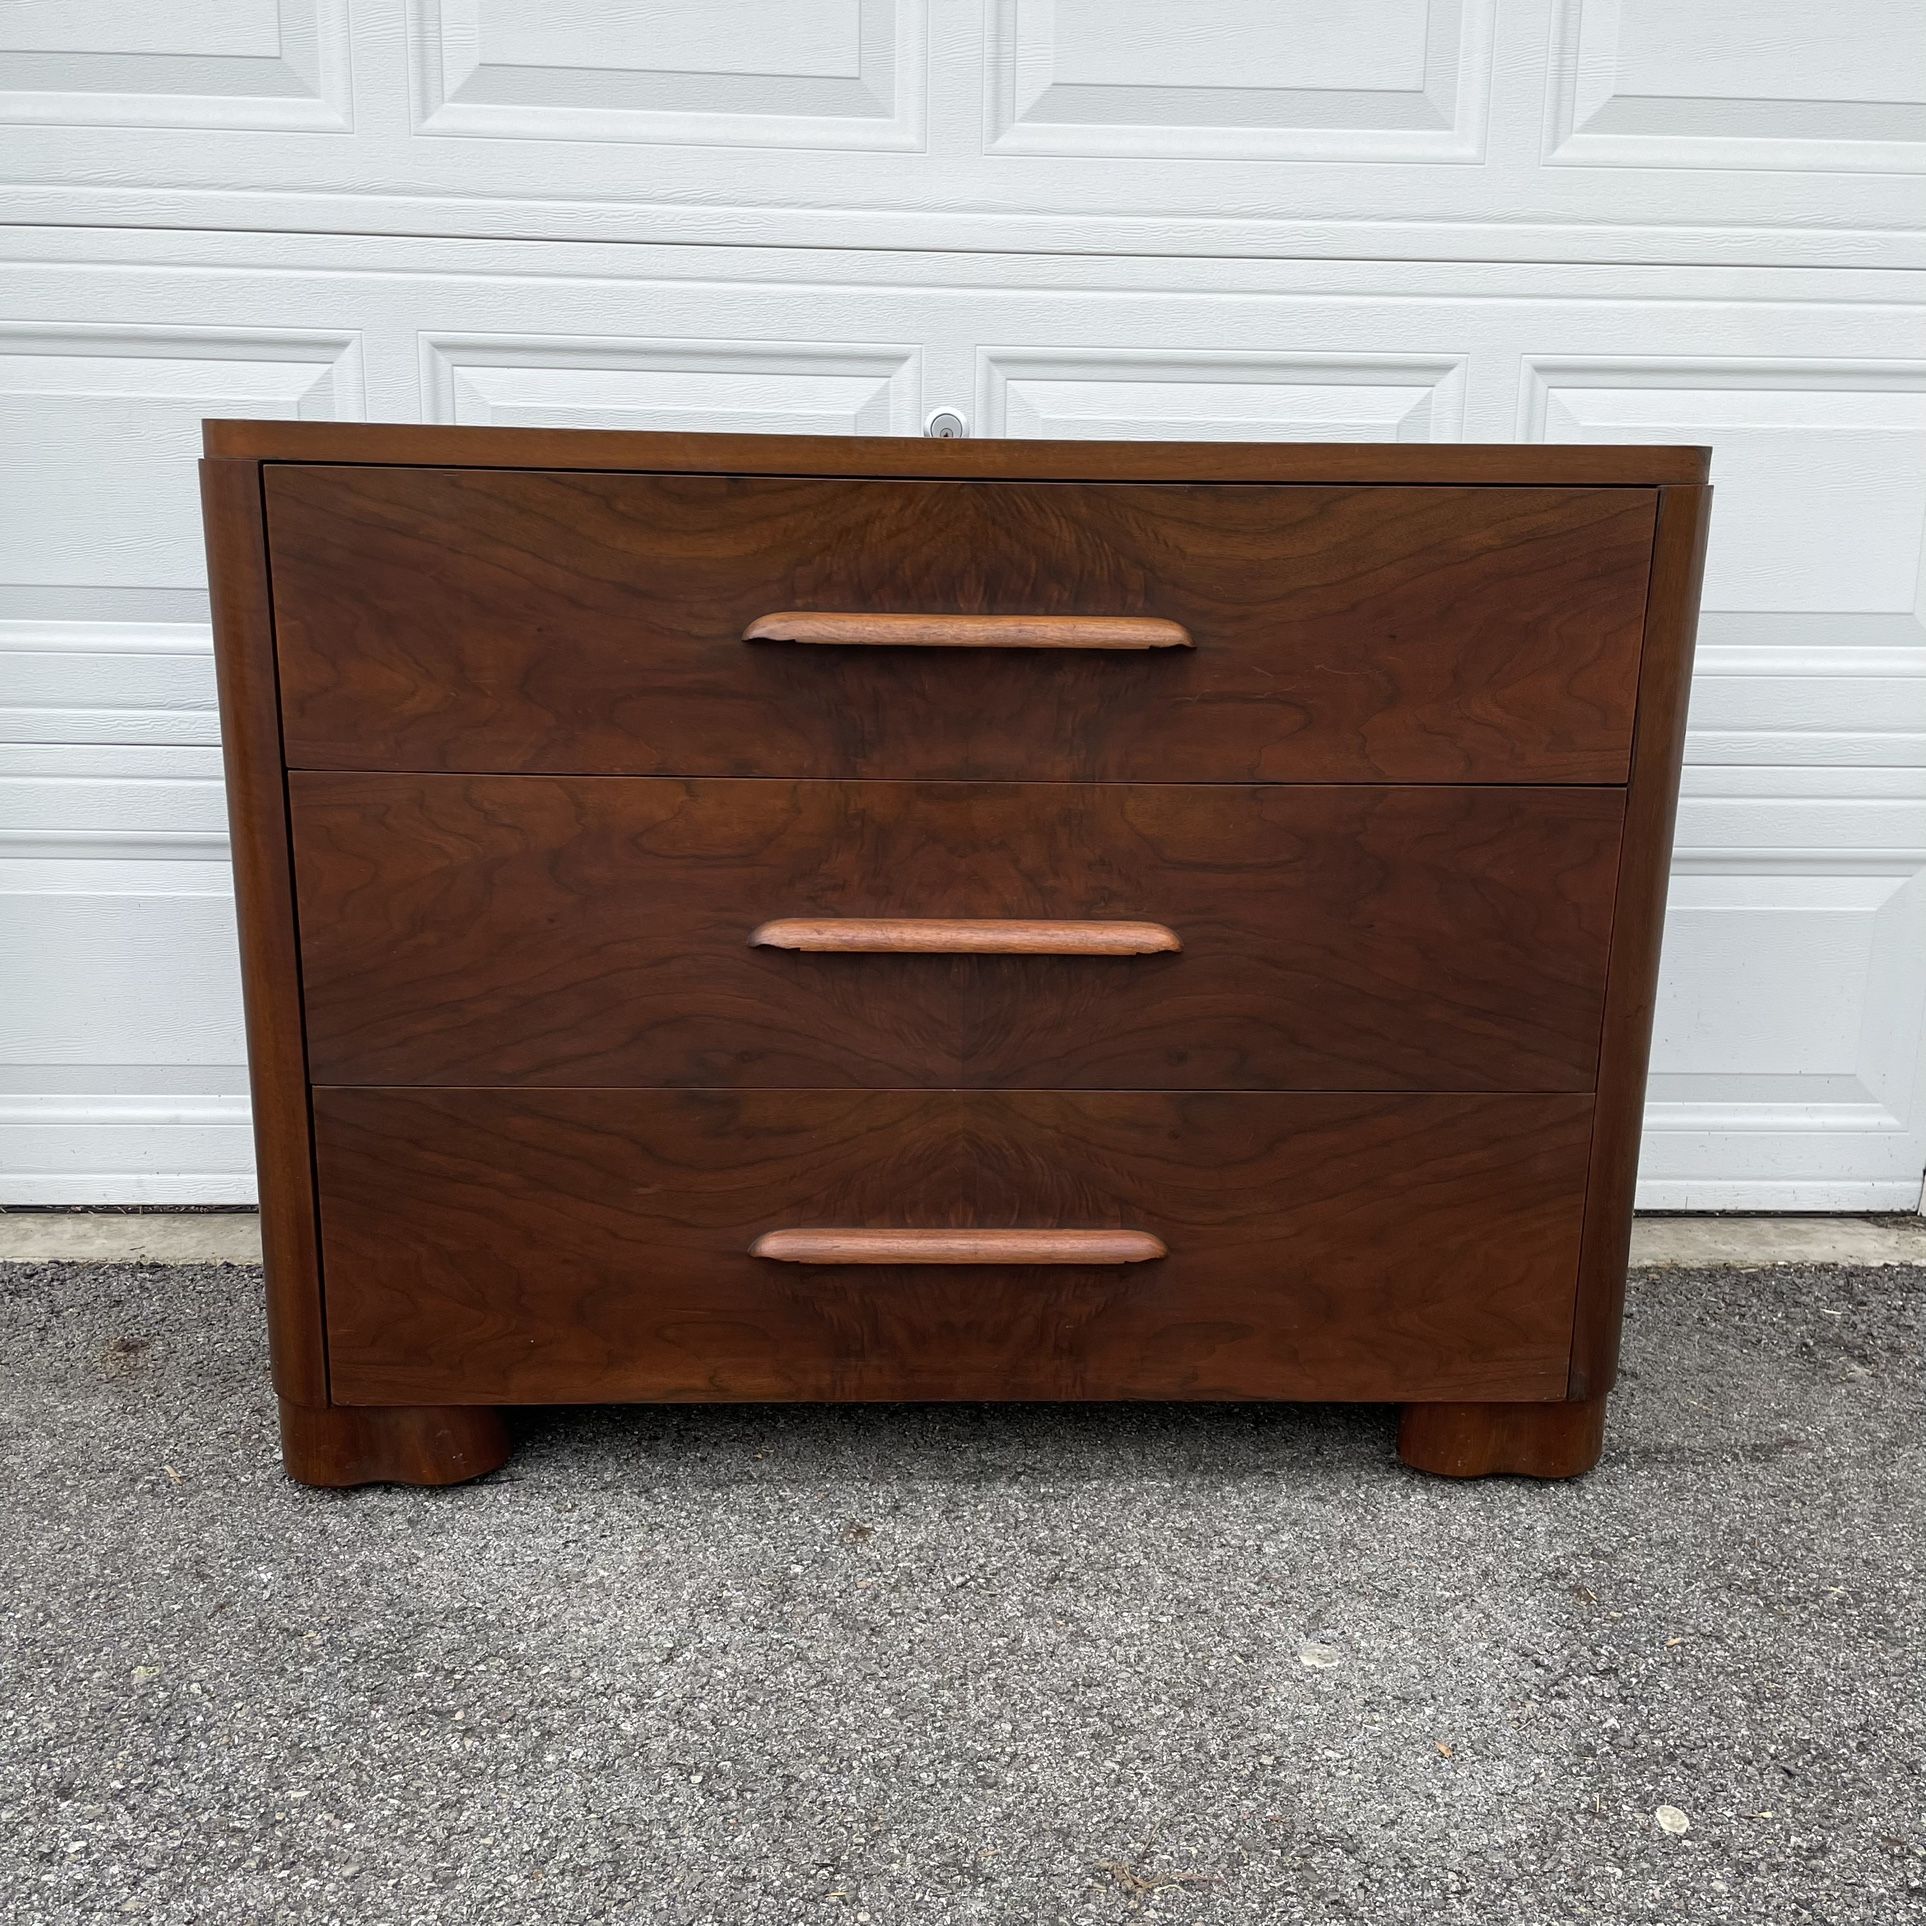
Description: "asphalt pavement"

(2, 1256), (1920, 1925)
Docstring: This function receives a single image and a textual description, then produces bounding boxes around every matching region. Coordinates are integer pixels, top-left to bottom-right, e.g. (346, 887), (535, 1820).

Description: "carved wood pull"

(750, 917), (1181, 956)
(743, 612), (1192, 650)
(751, 1228), (1167, 1265)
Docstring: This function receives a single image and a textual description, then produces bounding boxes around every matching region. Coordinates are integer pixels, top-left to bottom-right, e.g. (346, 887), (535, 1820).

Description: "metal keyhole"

(924, 410), (967, 439)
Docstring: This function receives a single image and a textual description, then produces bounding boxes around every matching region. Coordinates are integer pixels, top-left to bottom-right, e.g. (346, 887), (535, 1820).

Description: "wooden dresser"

(202, 424), (1709, 1487)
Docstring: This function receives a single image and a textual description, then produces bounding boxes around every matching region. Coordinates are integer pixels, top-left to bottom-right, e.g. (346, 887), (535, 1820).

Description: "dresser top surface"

(204, 420), (1709, 488)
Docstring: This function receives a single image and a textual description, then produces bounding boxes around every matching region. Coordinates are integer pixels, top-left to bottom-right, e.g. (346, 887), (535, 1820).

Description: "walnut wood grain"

(744, 611), (1192, 650)
(1397, 1395), (1608, 1478)
(314, 1088), (1593, 1406)
(750, 1228), (1167, 1265)
(749, 917), (1182, 956)
(206, 419), (1710, 487)
(204, 425), (1709, 1475)
(289, 776), (1622, 1091)
(201, 459), (328, 1405)
(1569, 482), (1713, 1401)
(268, 468), (1655, 784)
(277, 1398), (511, 1488)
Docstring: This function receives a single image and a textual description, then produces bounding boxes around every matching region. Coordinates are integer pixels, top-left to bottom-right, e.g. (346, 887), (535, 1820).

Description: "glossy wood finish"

(278, 1397), (511, 1488)
(1569, 485), (1713, 1400)
(200, 460), (328, 1405)
(749, 917), (1183, 956)
(207, 419), (1711, 488)
(267, 468), (1655, 784)
(202, 427), (1710, 1483)
(313, 1087), (1594, 1407)
(750, 1228), (1167, 1265)
(745, 611), (1192, 649)
(289, 776), (1623, 1091)
(1397, 1394), (1609, 1478)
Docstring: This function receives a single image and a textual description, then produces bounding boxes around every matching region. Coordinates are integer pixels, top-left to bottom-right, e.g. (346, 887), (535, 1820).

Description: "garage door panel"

(0, 323), (362, 626)
(422, 334), (923, 438)
(1, 236), (1922, 1206)
(0, 741), (251, 1203)
(1647, 769), (1926, 1207)
(3, 1), (1921, 265)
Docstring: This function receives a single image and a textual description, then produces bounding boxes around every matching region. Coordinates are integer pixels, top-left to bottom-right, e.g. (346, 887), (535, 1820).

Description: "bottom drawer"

(314, 1088), (1594, 1406)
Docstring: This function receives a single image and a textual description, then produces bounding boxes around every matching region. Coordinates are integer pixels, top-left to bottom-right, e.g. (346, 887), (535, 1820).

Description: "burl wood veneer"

(202, 424), (1709, 1487)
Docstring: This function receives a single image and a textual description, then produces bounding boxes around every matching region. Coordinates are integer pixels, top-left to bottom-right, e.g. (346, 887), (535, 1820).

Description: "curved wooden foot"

(278, 1399), (512, 1488)
(1398, 1394), (1607, 1479)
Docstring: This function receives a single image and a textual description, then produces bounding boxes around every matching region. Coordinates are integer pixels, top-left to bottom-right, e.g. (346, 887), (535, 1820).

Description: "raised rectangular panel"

(989, 0), (1496, 159)
(1547, 0), (1926, 171)
(422, 335), (920, 436)
(3, 9), (1923, 261)
(1646, 869), (1924, 1169)
(413, 0), (924, 148)
(1524, 359), (1926, 643)
(1640, 768), (1926, 1209)
(0, 0), (350, 131)
(1528, 358), (1926, 1206)
(980, 350), (1468, 441)
(0, 742), (250, 1202)
(0, 326), (362, 625)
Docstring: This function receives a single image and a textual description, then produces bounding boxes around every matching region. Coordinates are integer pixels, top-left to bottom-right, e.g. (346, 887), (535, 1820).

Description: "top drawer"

(267, 466), (1654, 784)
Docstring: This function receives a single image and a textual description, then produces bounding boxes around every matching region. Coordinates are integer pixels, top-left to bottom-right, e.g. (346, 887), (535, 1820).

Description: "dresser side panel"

(1571, 484), (1712, 1399)
(202, 457), (328, 1404)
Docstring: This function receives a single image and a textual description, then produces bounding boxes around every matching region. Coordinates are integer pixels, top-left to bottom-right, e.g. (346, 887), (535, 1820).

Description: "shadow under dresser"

(201, 424), (1710, 1486)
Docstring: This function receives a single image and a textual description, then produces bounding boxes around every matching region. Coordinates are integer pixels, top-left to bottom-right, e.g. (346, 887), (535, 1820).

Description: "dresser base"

(274, 1396), (1611, 1488)
(1397, 1394), (1608, 1479)
(278, 1399), (512, 1489)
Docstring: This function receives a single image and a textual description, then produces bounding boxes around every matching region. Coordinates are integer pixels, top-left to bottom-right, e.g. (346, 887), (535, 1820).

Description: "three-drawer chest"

(202, 423), (1709, 1486)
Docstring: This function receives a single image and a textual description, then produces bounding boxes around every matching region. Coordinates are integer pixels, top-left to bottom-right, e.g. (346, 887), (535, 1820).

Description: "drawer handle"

(743, 612), (1191, 651)
(751, 917), (1181, 956)
(751, 1228), (1167, 1265)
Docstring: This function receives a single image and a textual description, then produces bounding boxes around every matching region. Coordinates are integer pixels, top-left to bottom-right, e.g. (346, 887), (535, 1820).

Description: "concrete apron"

(0, 1210), (1922, 1269)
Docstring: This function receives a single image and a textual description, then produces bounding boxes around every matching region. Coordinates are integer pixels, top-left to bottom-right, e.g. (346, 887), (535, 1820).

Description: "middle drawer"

(290, 774), (1623, 1092)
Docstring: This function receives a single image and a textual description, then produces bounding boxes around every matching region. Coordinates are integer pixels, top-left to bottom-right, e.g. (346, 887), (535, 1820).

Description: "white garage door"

(3, 2), (1924, 1209)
